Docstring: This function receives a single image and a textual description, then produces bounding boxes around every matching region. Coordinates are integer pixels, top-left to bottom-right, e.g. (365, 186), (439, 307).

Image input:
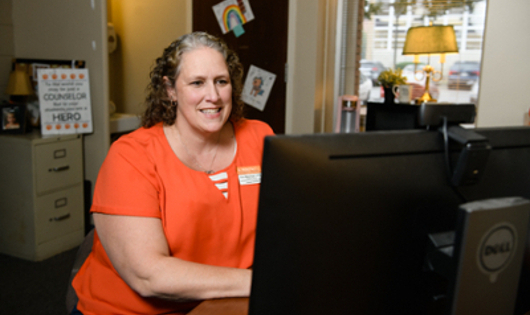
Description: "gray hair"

(172, 32), (228, 79)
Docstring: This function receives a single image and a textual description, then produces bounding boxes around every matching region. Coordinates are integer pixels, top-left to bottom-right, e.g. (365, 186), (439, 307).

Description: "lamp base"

(9, 95), (29, 104)
(415, 90), (437, 105)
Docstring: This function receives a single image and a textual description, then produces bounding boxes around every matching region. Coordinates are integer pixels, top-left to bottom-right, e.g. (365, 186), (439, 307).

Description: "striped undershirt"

(207, 138), (237, 199)
(209, 172), (229, 199)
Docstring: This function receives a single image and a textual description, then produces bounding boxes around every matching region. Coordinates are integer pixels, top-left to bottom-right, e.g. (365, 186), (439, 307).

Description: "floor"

(0, 246), (78, 315)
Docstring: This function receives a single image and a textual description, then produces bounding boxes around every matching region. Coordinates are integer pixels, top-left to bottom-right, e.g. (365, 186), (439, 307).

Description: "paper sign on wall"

(37, 68), (93, 135)
(212, 0), (254, 34)
(241, 65), (276, 112)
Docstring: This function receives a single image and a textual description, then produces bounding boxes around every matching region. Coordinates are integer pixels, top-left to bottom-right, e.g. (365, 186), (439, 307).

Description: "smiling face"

(168, 47), (232, 135)
(7, 113), (16, 124)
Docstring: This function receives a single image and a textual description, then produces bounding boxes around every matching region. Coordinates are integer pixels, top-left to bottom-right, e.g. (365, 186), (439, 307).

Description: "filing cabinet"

(0, 131), (85, 261)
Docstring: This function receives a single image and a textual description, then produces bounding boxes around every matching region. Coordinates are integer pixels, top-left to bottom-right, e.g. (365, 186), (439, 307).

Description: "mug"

(392, 84), (413, 103)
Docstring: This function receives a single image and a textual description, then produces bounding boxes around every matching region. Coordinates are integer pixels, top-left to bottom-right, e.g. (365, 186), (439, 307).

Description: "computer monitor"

(365, 102), (422, 131)
(249, 126), (530, 315)
(365, 102), (476, 131)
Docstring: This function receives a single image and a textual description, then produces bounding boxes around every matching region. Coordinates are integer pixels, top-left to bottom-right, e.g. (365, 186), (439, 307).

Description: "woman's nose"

(205, 81), (220, 102)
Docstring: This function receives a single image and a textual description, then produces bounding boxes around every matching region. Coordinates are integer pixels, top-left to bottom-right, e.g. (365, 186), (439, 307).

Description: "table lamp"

(5, 64), (34, 104)
(402, 25), (458, 104)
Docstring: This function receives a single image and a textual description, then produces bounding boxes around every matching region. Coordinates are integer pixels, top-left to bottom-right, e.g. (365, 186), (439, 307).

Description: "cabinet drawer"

(35, 138), (83, 195)
(35, 185), (84, 245)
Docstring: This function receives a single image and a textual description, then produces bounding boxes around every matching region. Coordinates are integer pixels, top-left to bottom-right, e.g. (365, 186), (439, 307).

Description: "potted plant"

(377, 68), (407, 104)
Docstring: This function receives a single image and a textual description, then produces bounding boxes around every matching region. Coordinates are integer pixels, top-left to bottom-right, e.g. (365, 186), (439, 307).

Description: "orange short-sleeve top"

(73, 119), (274, 314)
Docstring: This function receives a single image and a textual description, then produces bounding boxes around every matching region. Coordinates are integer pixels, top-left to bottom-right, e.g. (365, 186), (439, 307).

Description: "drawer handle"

(54, 149), (67, 159)
(49, 165), (70, 172)
(55, 197), (67, 208)
(50, 213), (71, 222)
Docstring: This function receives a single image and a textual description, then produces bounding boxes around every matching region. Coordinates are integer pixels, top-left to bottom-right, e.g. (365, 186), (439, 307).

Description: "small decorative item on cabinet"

(377, 68), (407, 105)
(0, 103), (27, 134)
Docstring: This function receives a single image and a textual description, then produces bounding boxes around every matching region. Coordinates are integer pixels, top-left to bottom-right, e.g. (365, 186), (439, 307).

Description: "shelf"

(109, 113), (141, 134)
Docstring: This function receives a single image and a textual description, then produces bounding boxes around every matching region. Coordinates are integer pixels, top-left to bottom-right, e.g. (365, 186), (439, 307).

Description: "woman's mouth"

(200, 108), (221, 114)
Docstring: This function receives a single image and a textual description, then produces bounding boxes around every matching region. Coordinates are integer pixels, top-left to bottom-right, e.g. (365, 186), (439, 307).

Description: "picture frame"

(0, 103), (27, 134)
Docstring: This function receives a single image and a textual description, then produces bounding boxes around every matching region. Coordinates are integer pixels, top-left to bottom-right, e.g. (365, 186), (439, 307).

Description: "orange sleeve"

(91, 136), (161, 218)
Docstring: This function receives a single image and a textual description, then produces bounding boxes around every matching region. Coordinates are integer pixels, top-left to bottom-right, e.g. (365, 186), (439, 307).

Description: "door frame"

(285, 0), (341, 134)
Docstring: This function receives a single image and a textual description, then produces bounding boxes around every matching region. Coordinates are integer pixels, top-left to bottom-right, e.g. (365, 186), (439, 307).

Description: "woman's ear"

(163, 76), (176, 101)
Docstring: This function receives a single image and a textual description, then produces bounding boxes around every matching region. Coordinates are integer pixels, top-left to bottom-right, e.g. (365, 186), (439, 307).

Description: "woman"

(72, 32), (274, 314)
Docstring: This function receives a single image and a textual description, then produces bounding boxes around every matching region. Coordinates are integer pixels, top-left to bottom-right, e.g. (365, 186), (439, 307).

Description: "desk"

(187, 298), (530, 315)
(188, 298), (249, 315)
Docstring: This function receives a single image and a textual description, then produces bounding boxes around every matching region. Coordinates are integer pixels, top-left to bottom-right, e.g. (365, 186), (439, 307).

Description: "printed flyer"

(37, 68), (93, 135)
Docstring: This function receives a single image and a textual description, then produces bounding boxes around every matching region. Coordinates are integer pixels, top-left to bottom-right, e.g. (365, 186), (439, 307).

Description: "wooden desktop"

(188, 298), (249, 315)
(188, 298), (530, 315)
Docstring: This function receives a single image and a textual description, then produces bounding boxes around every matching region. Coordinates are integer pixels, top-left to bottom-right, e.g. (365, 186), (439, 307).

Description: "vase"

(383, 87), (395, 105)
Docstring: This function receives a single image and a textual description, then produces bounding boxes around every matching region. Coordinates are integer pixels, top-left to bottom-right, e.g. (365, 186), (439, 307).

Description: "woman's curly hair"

(141, 32), (245, 128)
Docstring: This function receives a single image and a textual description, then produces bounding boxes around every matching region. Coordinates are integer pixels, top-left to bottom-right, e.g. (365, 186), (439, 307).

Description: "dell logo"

(477, 222), (517, 283)
(484, 242), (512, 256)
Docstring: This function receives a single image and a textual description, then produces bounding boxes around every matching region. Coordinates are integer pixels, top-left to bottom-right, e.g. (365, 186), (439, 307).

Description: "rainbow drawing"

(223, 4), (246, 32)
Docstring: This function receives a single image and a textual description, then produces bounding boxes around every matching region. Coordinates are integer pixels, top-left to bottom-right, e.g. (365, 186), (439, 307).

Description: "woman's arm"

(93, 213), (252, 302)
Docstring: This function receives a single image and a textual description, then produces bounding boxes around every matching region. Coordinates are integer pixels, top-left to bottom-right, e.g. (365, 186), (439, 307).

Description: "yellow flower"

(377, 68), (407, 88)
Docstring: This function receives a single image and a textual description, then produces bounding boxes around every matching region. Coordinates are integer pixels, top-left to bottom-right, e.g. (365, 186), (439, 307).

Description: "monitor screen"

(249, 127), (530, 315)
(365, 102), (476, 131)
(365, 102), (422, 131)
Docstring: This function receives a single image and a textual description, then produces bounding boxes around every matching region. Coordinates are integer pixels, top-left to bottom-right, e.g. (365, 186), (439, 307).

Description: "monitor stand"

(450, 197), (530, 315)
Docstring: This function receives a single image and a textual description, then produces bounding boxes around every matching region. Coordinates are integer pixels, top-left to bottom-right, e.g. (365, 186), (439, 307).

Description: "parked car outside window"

(448, 61), (480, 90)
(358, 73), (373, 102)
(469, 79), (479, 104)
(360, 60), (387, 85)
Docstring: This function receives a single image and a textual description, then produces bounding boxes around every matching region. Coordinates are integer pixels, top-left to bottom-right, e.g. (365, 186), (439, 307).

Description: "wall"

(108, 0), (191, 115)
(285, 0), (316, 134)
(0, 0), (14, 102)
(287, 0), (334, 134)
(476, 0), (530, 127)
(312, 0), (338, 133)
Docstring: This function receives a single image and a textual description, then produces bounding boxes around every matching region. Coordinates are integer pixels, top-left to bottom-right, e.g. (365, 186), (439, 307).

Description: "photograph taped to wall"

(241, 65), (276, 112)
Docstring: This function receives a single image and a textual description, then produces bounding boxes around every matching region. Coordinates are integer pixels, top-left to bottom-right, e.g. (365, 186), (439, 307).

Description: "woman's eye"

(191, 81), (203, 86)
(217, 79), (229, 85)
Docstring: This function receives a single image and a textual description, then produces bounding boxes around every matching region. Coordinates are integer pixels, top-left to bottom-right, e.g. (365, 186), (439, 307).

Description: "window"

(337, 0), (487, 106)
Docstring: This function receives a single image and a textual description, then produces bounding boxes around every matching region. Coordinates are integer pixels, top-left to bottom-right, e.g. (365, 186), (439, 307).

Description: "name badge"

(238, 166), (261, 185)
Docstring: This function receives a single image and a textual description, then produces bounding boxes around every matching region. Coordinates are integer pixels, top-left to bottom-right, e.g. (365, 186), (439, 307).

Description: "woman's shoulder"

(111, 123), (164, 150)
(106, 123), (167, 164)
(235, 119), (275, 137)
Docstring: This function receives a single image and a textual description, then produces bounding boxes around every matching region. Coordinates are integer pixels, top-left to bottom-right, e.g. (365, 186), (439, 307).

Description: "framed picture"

(0, 103), (27, 134)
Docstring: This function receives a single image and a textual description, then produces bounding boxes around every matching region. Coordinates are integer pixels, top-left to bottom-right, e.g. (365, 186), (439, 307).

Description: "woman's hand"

(93, 213), (252, 302)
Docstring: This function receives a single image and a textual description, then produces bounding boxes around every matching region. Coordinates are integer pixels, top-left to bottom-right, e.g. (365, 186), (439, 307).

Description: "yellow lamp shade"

(402, 25), (459, 55)
(6, 69), (34, 96)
